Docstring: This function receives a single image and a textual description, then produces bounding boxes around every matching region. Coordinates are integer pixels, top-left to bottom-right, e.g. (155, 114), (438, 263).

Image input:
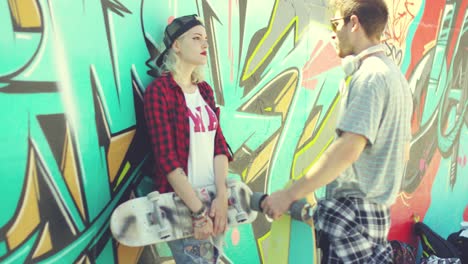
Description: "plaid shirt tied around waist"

(313, 197), (393, 263)
(143, 73), (232, 193)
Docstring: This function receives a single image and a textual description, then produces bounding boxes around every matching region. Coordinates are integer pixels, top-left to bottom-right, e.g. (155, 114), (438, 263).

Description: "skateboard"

(110, 180), (257, 247)
(250, 183), (318, 263)
(250, 192), (314, 222)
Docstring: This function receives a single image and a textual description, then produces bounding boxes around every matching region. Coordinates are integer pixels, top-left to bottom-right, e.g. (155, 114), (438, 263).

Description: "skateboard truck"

(289, 199), (313, 221)
(250, 192), (313, 221)
(147, 191), (171, 239)
(228, 183), (248, 223)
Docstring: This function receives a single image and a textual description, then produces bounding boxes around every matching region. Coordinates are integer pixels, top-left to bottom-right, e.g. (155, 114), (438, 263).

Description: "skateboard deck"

(110, 180), (257, 247)
(275, 193), (317, 264)
(251, 182), (318, 263)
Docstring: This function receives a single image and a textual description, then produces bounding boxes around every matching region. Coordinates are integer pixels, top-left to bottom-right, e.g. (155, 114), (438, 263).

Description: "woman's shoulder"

(153, 74), (173, 86)
(146, 74), (174, 92)
(197, 81), (213, 94)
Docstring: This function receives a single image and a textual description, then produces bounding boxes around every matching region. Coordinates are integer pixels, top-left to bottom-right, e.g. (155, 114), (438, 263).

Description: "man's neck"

(353, 38), (380, 55)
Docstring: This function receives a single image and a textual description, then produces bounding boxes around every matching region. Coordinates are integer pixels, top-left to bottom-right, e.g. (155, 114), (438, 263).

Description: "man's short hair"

(330, 0), (388, 39)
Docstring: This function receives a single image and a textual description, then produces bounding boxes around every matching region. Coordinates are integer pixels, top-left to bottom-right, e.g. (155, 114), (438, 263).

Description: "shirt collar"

(164, 72), (201, 94)
(161, 72), (181, 90)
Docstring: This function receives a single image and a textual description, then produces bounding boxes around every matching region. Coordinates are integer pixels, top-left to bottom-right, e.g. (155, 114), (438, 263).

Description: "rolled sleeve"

(144, 82), (182, 177)
(337, 78), (385, 145)
(199, 82), (233, 161)
(214, 106), (233, 161)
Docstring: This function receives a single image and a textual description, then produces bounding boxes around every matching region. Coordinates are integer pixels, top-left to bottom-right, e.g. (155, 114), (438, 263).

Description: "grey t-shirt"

(326, 50), (413, 206)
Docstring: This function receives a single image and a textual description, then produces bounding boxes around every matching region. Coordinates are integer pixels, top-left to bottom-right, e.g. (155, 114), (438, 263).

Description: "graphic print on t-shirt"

(187, 105), (218, 133)
(184, 89), (217, 188)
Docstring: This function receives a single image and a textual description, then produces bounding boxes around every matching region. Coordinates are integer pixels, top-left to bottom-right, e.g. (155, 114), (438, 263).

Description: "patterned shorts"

(168, 237), (220, 264)
(314, 197), (393, 264)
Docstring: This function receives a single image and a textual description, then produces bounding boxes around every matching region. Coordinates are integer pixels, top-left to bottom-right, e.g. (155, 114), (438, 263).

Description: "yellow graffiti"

(62, 126), (86, 219)
(241, 0), (308, 81)
(241, 70), (299, 183)
(242, 135), (280, 183)
(117, 244), (144, 264)
(114, 162), (131, 191)
(33, 222), (53, 258)
(8, 0), (42, 29)
(292, 94), (341, 180)
(108, 129), (136, 183)
(6, 148), (41, 251)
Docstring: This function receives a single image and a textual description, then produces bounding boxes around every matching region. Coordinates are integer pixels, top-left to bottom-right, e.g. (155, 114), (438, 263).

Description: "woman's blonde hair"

(158, 15), (206, 83)
(160, 48), (206, 83)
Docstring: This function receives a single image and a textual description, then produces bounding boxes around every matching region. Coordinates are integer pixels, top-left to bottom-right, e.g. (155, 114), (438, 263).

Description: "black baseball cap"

(156, 14), (204, 67)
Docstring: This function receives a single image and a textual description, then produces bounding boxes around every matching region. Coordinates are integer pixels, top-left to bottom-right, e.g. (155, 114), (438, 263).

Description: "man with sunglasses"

(262, 0), (413, 263)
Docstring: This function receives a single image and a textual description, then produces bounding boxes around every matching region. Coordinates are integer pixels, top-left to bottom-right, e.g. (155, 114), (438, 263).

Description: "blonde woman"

(144, 14), (232, 263)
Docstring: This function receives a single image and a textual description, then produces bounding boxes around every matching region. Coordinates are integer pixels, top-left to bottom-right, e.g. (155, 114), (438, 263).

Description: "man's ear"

(350, 15), (360, 32)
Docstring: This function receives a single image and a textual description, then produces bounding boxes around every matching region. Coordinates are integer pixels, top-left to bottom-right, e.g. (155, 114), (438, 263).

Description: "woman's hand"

(193, 215), (213, 240)
(210, 194), (228, 235)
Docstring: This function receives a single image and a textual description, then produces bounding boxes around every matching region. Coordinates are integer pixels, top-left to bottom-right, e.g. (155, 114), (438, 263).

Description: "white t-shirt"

(184, 88), (218, 188)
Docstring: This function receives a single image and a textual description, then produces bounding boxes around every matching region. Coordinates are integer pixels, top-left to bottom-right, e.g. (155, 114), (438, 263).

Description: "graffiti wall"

(1, 0), (467, 263)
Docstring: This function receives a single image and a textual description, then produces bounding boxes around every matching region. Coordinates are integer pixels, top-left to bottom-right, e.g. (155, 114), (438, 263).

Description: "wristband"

(191, 204), (207, 219)
(192, 217), (208, 228)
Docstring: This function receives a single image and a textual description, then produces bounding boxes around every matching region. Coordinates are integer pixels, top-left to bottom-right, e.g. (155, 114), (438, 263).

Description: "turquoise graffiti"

(1, 0), (467, 263)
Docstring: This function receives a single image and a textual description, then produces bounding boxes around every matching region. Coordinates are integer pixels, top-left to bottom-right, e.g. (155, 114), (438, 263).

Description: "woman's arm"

(167, 168), (205, 212)
(210, 155), (229, 235)
(144, 81), (213, 239)
(200, 82), (233, 161)
(213, 155), (228, 197)
(213, 107), (233, 161)
(195, 82), (232, 234)
(143, 81), (204, 213)
(168, 168), (213, 239)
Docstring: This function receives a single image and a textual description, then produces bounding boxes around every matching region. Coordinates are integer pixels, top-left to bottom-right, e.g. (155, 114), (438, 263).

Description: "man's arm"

(288, 132), (367, 200)
(262, 132), (367, 219)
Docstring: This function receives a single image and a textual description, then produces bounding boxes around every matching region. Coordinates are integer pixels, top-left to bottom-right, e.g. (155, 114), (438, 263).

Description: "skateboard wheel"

(250, 192), (267, 212)
(289, 200), (308, 221)
(226, 180), (236, 187)
(228, 197), (236, 205)
(236, 212), (248, 223)
(147, 191), (160, 201)
(158, 227), (171, 240)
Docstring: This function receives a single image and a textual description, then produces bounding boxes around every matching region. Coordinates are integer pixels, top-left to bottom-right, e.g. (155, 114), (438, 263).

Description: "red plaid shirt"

(144, 73), (233, 193)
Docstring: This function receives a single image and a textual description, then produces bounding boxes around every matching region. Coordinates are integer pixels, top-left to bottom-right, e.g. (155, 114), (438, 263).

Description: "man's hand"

(210, 194), (228, 235)
(261, 189), (295, 220)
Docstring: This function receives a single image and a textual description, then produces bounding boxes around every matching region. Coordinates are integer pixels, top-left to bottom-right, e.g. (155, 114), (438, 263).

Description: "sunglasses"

(330, 16), (350, 32)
